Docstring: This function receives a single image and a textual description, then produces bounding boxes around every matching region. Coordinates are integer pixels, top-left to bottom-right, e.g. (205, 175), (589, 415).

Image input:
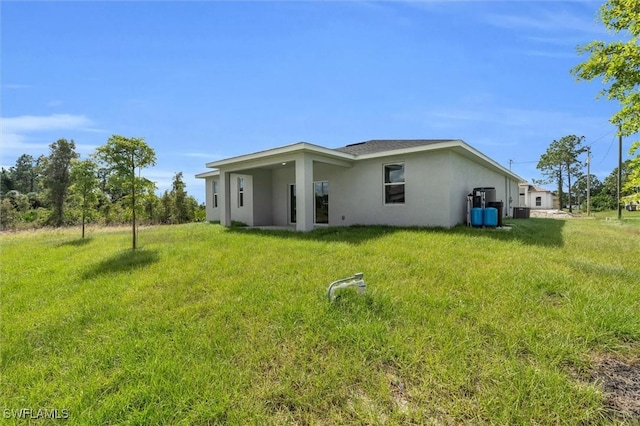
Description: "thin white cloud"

(2, 84), (32, 90)
(2, 114), (93, 133)
(0, 113), (102, 162)
(483, 8), (602, 35)
(521, 49), (577, 59)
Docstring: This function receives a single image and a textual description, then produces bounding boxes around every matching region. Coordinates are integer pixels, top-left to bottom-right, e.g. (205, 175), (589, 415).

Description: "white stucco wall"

(203, 148), (520, 228)
(251, 169), (274, 226)
(322, 151), (453, 227)
(527, 191), (555, 209)
(448, 152), (520, 222)
(204, 176), (220, 222)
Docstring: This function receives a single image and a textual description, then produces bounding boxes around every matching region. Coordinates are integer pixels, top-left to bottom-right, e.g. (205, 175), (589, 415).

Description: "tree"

(42, 139), (78, 227)
(94, 135), (156, 249)
(571, 0), (640, 138)
(536, 135), (587, 212)
(170, 172), (190, 224)
(0, 167), (14, 196)
(161, 190), (173, 224)
(70, 158), (99, 238)
(0, 199), (17, 230)
(572, 173), (603, 210)
(623, 141), (640, 203)
(11, 154), (38, 194)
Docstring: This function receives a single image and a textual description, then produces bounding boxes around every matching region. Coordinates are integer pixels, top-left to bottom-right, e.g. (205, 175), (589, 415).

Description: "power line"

(597, 133), (618, 166)
(586, 129), (615, 148)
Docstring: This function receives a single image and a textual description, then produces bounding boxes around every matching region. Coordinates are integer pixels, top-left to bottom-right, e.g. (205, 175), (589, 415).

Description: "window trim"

(383, 162), (406, 205)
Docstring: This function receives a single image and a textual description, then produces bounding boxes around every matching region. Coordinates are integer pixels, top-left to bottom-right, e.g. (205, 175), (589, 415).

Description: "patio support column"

(219, 171), (232, 227)
(295, 155), (314, 232)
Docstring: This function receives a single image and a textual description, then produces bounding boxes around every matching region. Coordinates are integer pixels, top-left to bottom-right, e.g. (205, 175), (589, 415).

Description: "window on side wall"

(238, 177), (244, 207)
(535, 196), (542, 207)
(212, 181), (218, 208)
(383, 163), (405, 204)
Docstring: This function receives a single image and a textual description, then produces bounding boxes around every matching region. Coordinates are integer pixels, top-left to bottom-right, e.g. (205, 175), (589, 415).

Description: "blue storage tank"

(484, 207), (498, 227)
(471, 208), (484, 227)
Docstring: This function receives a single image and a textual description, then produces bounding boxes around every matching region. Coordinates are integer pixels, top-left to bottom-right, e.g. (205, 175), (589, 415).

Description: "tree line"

(536, 134), (639, 212)
(0, 135), (204, 237)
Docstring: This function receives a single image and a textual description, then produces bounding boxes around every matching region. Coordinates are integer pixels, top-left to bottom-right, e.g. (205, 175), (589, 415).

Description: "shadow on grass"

(82, 249), (159, 279)
(224, 218), (566, 247)
(227, 225), (399, 245)
(447, 218), (566, 248)
(57, 237), (94, 247)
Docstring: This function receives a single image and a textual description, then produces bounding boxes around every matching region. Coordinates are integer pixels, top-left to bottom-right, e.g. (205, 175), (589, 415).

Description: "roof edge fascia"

(205, 142), (355, 168)
(352, 139), (463, 160)
(195, 170), (220, 179)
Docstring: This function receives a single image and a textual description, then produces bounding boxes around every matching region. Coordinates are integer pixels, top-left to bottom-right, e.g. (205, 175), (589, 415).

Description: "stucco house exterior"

(196, 139), (523, 231)
(518, 183), (556, 210)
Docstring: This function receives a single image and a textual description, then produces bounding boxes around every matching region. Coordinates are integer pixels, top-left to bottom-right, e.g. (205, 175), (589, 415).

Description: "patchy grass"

(1, 219), (639, 424)
(592, 209), (640, 230)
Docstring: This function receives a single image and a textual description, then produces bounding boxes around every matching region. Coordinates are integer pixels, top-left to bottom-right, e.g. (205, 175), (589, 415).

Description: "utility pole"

(586, 146), (591, 216)
(618, 127), (622, 220)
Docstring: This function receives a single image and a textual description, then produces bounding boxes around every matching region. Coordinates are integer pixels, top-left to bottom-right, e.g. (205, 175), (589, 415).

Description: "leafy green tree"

(572, 173), (603, 209)
(0, 198), (17, 230)
(170, 172), (190, 224)
(4, 190), (30, 212)
(602, 161), (631, 197)
(26, 192), (45, 209)
(536, 135), (587, 212)
(0, 167), (14, 196)
(141, 192), (163, 225)
(42, 139), (79, 227)
(623, 142), (640, 203)
(94, 135), (156, 249)
(161, 190), (173, 224)
(11, 154), (38, 194)
(70, 158), (99, 238)
(572, 0), (640, 137)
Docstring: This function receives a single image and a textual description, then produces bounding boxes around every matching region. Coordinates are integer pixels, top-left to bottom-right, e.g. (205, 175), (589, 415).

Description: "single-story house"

(196, 139), (523, 231)
(518, 183), (556, 210)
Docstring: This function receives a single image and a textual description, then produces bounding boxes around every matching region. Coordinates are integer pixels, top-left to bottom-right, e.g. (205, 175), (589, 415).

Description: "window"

(314, 181), (329, 224)
(238, 177), (244, 207)
(535, 196), (542, 207)
(212, 181), (218, 208)
(383, 163), (405, 204)
(289, 184), (296, 224)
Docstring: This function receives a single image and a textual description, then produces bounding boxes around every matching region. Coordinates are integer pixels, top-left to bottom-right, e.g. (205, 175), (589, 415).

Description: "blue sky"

(1, 0), (631, 202)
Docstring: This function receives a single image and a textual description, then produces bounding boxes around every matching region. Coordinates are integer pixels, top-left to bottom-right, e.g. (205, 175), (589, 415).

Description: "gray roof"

(334, 139), (457, 156)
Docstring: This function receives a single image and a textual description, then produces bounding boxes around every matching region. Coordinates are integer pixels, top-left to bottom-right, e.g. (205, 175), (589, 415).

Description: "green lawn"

(1, 219), (639, 424)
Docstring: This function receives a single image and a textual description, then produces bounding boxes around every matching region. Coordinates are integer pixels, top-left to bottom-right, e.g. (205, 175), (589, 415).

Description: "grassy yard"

(1, 218), (639, 424)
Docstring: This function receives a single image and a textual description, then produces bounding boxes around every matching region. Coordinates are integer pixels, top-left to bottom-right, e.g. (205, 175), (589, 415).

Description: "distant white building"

(518, 183), (556, 209)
